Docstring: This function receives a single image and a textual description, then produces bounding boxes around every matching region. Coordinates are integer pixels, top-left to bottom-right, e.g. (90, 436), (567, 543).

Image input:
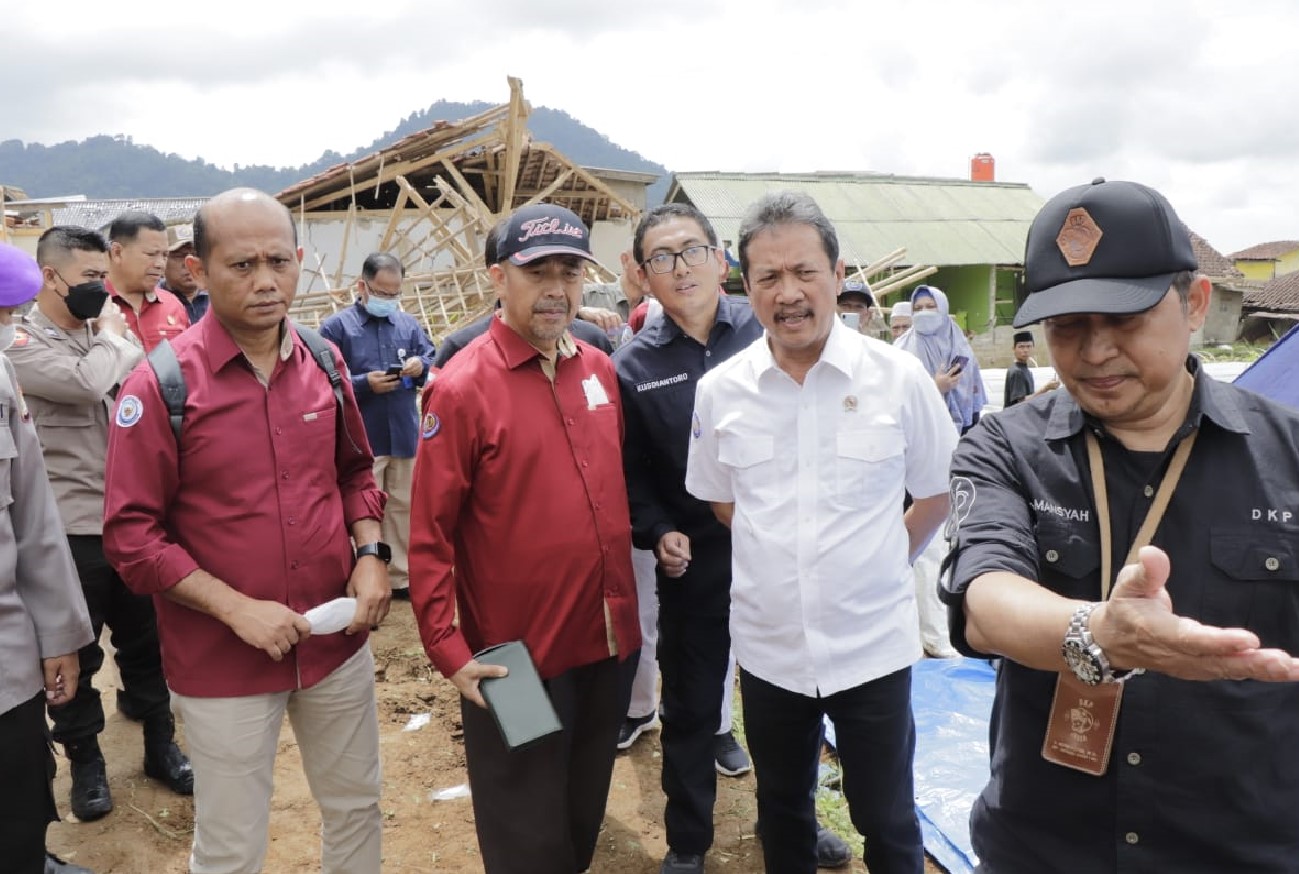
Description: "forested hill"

(0, 100), (670, 204)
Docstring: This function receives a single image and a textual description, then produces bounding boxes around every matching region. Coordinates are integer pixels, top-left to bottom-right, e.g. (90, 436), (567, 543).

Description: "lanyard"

(1085, 429), (1198, 600)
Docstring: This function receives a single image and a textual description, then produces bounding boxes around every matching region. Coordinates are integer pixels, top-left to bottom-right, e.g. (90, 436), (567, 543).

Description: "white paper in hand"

(303, 597), (357, 635)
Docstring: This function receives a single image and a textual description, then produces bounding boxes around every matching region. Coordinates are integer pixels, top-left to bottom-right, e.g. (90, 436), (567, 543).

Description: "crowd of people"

(1, 175), (1297, 874)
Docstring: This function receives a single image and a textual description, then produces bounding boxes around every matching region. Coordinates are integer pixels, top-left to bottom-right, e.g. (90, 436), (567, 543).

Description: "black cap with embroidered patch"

(494, 204), (598, 267)
(1013, 178), (1197, 327)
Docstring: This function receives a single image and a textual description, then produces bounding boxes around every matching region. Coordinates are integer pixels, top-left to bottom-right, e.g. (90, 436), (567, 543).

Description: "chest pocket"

(833, 425), (904, 509)
(1205, 526), (1299, 646)
(0, 426), (17, 509)
(717, 432), (775, 500)
(1035, 519), (1101, 600)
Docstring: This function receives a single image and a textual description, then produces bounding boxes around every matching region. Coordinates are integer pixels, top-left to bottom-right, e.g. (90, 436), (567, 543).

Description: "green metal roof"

(666, 172), (1045, 267)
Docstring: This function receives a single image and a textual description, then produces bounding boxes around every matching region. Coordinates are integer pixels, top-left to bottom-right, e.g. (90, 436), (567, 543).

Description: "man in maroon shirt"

(102, 188), (390, 874)
(105, 211), (189, 351)
(409, 204), (640, 874)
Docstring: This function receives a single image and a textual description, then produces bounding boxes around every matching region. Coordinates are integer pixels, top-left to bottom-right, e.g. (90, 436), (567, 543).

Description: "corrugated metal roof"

(667, 172), (1045, 266)
(14, 197), (209, 231)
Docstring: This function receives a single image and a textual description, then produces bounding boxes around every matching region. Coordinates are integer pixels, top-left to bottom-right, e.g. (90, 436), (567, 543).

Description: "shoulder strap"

(293, 321), (363, 456)
(146, 339), (187, 440)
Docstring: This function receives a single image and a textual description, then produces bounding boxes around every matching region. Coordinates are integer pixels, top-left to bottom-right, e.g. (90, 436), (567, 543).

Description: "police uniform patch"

(421, 411), (441, 440)
(116, 394), (144, 428)
(692, 412), (702, 439)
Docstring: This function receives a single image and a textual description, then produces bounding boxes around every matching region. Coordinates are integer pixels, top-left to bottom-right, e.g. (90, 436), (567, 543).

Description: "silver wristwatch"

(1061, 602), (1144, 686)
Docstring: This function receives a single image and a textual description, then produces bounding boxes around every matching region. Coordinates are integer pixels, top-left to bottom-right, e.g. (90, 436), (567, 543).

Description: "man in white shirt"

(686, 192), (954, 874)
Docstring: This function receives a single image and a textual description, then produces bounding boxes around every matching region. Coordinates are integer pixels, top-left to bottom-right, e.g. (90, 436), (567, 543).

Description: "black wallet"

(475, 641), (562, 751)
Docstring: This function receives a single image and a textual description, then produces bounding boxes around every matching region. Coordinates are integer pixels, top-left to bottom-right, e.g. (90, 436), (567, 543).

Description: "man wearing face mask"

(10, 226), (193, 824)
(319, 252), (436, 599)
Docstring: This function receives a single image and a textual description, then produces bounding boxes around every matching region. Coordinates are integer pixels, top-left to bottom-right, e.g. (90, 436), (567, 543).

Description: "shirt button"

(1045, 549), (1060, 563)
(287, 517), (296, 526)
(581, 460), (589, 468)
(1266, 556), (1281, 572)
(281, 470), (290, 480)
(290, 560), (300, 570)
(275, 427), (283, 436)
(566, 417), (575, 426)
(1125, 832), (1139, 845)
(1126, 752), (1141, 766)
(1143, 485), (1154, 498)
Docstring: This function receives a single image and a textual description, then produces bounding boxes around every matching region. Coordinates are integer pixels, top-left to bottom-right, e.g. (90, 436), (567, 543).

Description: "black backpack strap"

(146, 339), (187, 440)
(293, 321), (363, 455)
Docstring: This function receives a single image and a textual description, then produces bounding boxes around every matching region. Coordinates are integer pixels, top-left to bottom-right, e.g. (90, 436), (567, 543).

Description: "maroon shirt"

(107, 280), (190, 352)
(409, 317), (640, 681)
(102, 317), (385, 697)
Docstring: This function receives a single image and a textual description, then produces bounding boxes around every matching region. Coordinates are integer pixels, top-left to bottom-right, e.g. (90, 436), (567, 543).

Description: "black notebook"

(475, 641), (562, 751)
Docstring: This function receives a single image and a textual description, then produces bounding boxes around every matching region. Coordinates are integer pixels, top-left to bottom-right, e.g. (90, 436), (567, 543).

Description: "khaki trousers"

(173, 646), (382, 874)
(373, 455), (413, 589)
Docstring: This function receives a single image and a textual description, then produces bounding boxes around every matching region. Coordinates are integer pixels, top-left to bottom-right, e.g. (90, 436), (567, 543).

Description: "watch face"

(1063, 639), (1102, 686)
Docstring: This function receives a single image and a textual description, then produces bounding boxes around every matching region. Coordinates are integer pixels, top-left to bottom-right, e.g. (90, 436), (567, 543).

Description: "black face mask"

(64, 281), (109, 321)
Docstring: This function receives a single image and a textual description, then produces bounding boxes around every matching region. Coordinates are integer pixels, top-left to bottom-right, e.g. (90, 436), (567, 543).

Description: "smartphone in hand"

(949, 355), (969, 373)
(384, 365), (404, 376)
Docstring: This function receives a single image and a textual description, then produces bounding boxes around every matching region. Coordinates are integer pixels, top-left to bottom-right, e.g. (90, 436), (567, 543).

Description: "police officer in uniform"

(0, 243), (97, 873)
(11, 227), (192, 823)
(942, 178), (1299, 873)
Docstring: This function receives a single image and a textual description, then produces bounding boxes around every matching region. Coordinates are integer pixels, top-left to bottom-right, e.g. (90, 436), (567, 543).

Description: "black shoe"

(390, 586), (411, 601)
(144, 741), (194, 795)
(713, 730), (752, 776)
(752, 820), (854, 869)
(659, 850), (705, 873)
(44, 852), (95, 874)
(616, 712), (660, 751)
(815, 824), (852, 868)
(69, 756), (113, 821)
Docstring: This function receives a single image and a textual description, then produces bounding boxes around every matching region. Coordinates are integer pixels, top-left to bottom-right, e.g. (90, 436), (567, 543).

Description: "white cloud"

(3, 0), (1296, 253)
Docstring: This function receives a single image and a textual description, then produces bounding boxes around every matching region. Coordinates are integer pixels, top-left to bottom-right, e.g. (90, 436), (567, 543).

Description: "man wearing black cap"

(409, 204), (640, 874)
(1002, 331), (1036, 407)
(836, 278), (880, 335)
(941, 178), (1299, 873)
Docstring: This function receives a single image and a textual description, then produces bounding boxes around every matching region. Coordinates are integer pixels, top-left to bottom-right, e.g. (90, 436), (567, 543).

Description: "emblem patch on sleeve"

(944, 476), (977, 541)
(421, 411), (441, 440)
(115, 394), (144, 428)
(692, 412), (702, 439)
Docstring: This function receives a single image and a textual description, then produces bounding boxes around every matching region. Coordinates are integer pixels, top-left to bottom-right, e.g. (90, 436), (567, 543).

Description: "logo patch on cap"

(116, 394), (144, 428)
(421, 411), (441, 440)
(1056, 207), (1104, 267)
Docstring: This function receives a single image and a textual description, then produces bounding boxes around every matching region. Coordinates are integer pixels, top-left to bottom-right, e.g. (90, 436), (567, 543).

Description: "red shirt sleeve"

(408, 376), (477, 678)
(102, 367), (201, 595)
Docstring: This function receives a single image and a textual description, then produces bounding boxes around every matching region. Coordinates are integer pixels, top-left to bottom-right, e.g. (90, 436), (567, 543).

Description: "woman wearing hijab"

(894, 285), (986, 435)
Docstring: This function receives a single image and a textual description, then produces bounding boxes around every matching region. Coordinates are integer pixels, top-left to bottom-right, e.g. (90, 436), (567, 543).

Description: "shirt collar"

(107, 278), (158, 304)
(203, 317), (296, 372)
(641, 288), (739, 349)
(489, 313), (578, 370)
(752, 317), (856, 380)
(1045, 355), (1251, 441)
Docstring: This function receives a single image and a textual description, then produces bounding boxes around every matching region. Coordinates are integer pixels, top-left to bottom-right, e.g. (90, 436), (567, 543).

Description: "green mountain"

(0, 100), (670, 205)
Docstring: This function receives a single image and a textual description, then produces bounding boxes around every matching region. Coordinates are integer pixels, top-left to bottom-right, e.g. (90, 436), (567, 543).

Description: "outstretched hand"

(1092, 546), (1299, 682)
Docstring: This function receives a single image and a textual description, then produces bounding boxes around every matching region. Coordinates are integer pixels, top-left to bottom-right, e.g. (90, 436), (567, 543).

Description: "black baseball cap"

(494, 204), (598, 266)
(839, 278), (875, 305)
(1013, 178), (1197, 327)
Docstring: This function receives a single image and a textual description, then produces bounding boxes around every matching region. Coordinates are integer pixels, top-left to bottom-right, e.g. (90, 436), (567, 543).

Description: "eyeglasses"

(642, 245), (716, 275)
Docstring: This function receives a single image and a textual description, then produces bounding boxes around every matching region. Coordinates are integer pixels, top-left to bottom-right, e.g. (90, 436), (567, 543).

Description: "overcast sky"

(2, 0), (1294, 254)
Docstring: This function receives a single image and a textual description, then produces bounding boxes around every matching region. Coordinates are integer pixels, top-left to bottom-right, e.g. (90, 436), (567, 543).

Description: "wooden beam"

(439, 159), (494, 222)
(330, 203), (357, 290)
(533, 144), (639, 218)
(517, 168), (576, 210)
(377, 188), (411, 251)
(394, 175), (477, 263)
(498, 76), (528, 212)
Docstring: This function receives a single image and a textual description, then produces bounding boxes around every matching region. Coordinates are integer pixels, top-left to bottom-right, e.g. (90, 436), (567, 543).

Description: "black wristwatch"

(355, 542), (392, 564)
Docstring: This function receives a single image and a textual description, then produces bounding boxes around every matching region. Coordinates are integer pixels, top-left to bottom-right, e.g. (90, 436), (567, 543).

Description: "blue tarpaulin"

(1234, 324), (1299, 409)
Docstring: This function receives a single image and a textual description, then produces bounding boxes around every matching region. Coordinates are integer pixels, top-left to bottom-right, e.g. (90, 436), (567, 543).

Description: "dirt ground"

(45, 606), (947, 873)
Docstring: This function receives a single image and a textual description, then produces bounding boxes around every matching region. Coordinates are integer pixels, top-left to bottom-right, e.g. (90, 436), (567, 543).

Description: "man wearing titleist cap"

(409, 203), (640, 874)
(941, 178), (1299, 872)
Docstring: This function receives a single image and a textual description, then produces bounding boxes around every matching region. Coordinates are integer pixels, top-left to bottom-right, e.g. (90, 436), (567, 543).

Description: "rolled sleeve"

(939, 413), (1039, 654)
(684, 378), (733, 503)
(103, 366), (203, 595)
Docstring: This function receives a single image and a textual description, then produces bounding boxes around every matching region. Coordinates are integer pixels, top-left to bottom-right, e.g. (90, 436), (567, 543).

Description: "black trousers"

(461, 653), (636, 874)
(656, 541), (731, 855)
(0, 692), (59, 874)
(741, 666), (923, 874)
(47, 535), (171, 744)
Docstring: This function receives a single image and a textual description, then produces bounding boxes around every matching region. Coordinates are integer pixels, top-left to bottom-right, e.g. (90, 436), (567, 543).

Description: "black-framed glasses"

(642, 245), (716, 275)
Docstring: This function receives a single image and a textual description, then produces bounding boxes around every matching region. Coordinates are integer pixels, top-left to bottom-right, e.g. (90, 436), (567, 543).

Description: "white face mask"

(912, 310), (944, 335)
(0, 323), (15, 351)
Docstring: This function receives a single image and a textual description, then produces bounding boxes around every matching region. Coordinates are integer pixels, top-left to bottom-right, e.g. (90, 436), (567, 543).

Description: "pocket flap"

(717, 433), (774, 469)
(1209, 527), (1299, 581)
(837, 426), (904, 463)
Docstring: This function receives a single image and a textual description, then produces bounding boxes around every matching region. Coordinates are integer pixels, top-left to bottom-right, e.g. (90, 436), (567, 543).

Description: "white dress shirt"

(686, 320), (956, 697)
